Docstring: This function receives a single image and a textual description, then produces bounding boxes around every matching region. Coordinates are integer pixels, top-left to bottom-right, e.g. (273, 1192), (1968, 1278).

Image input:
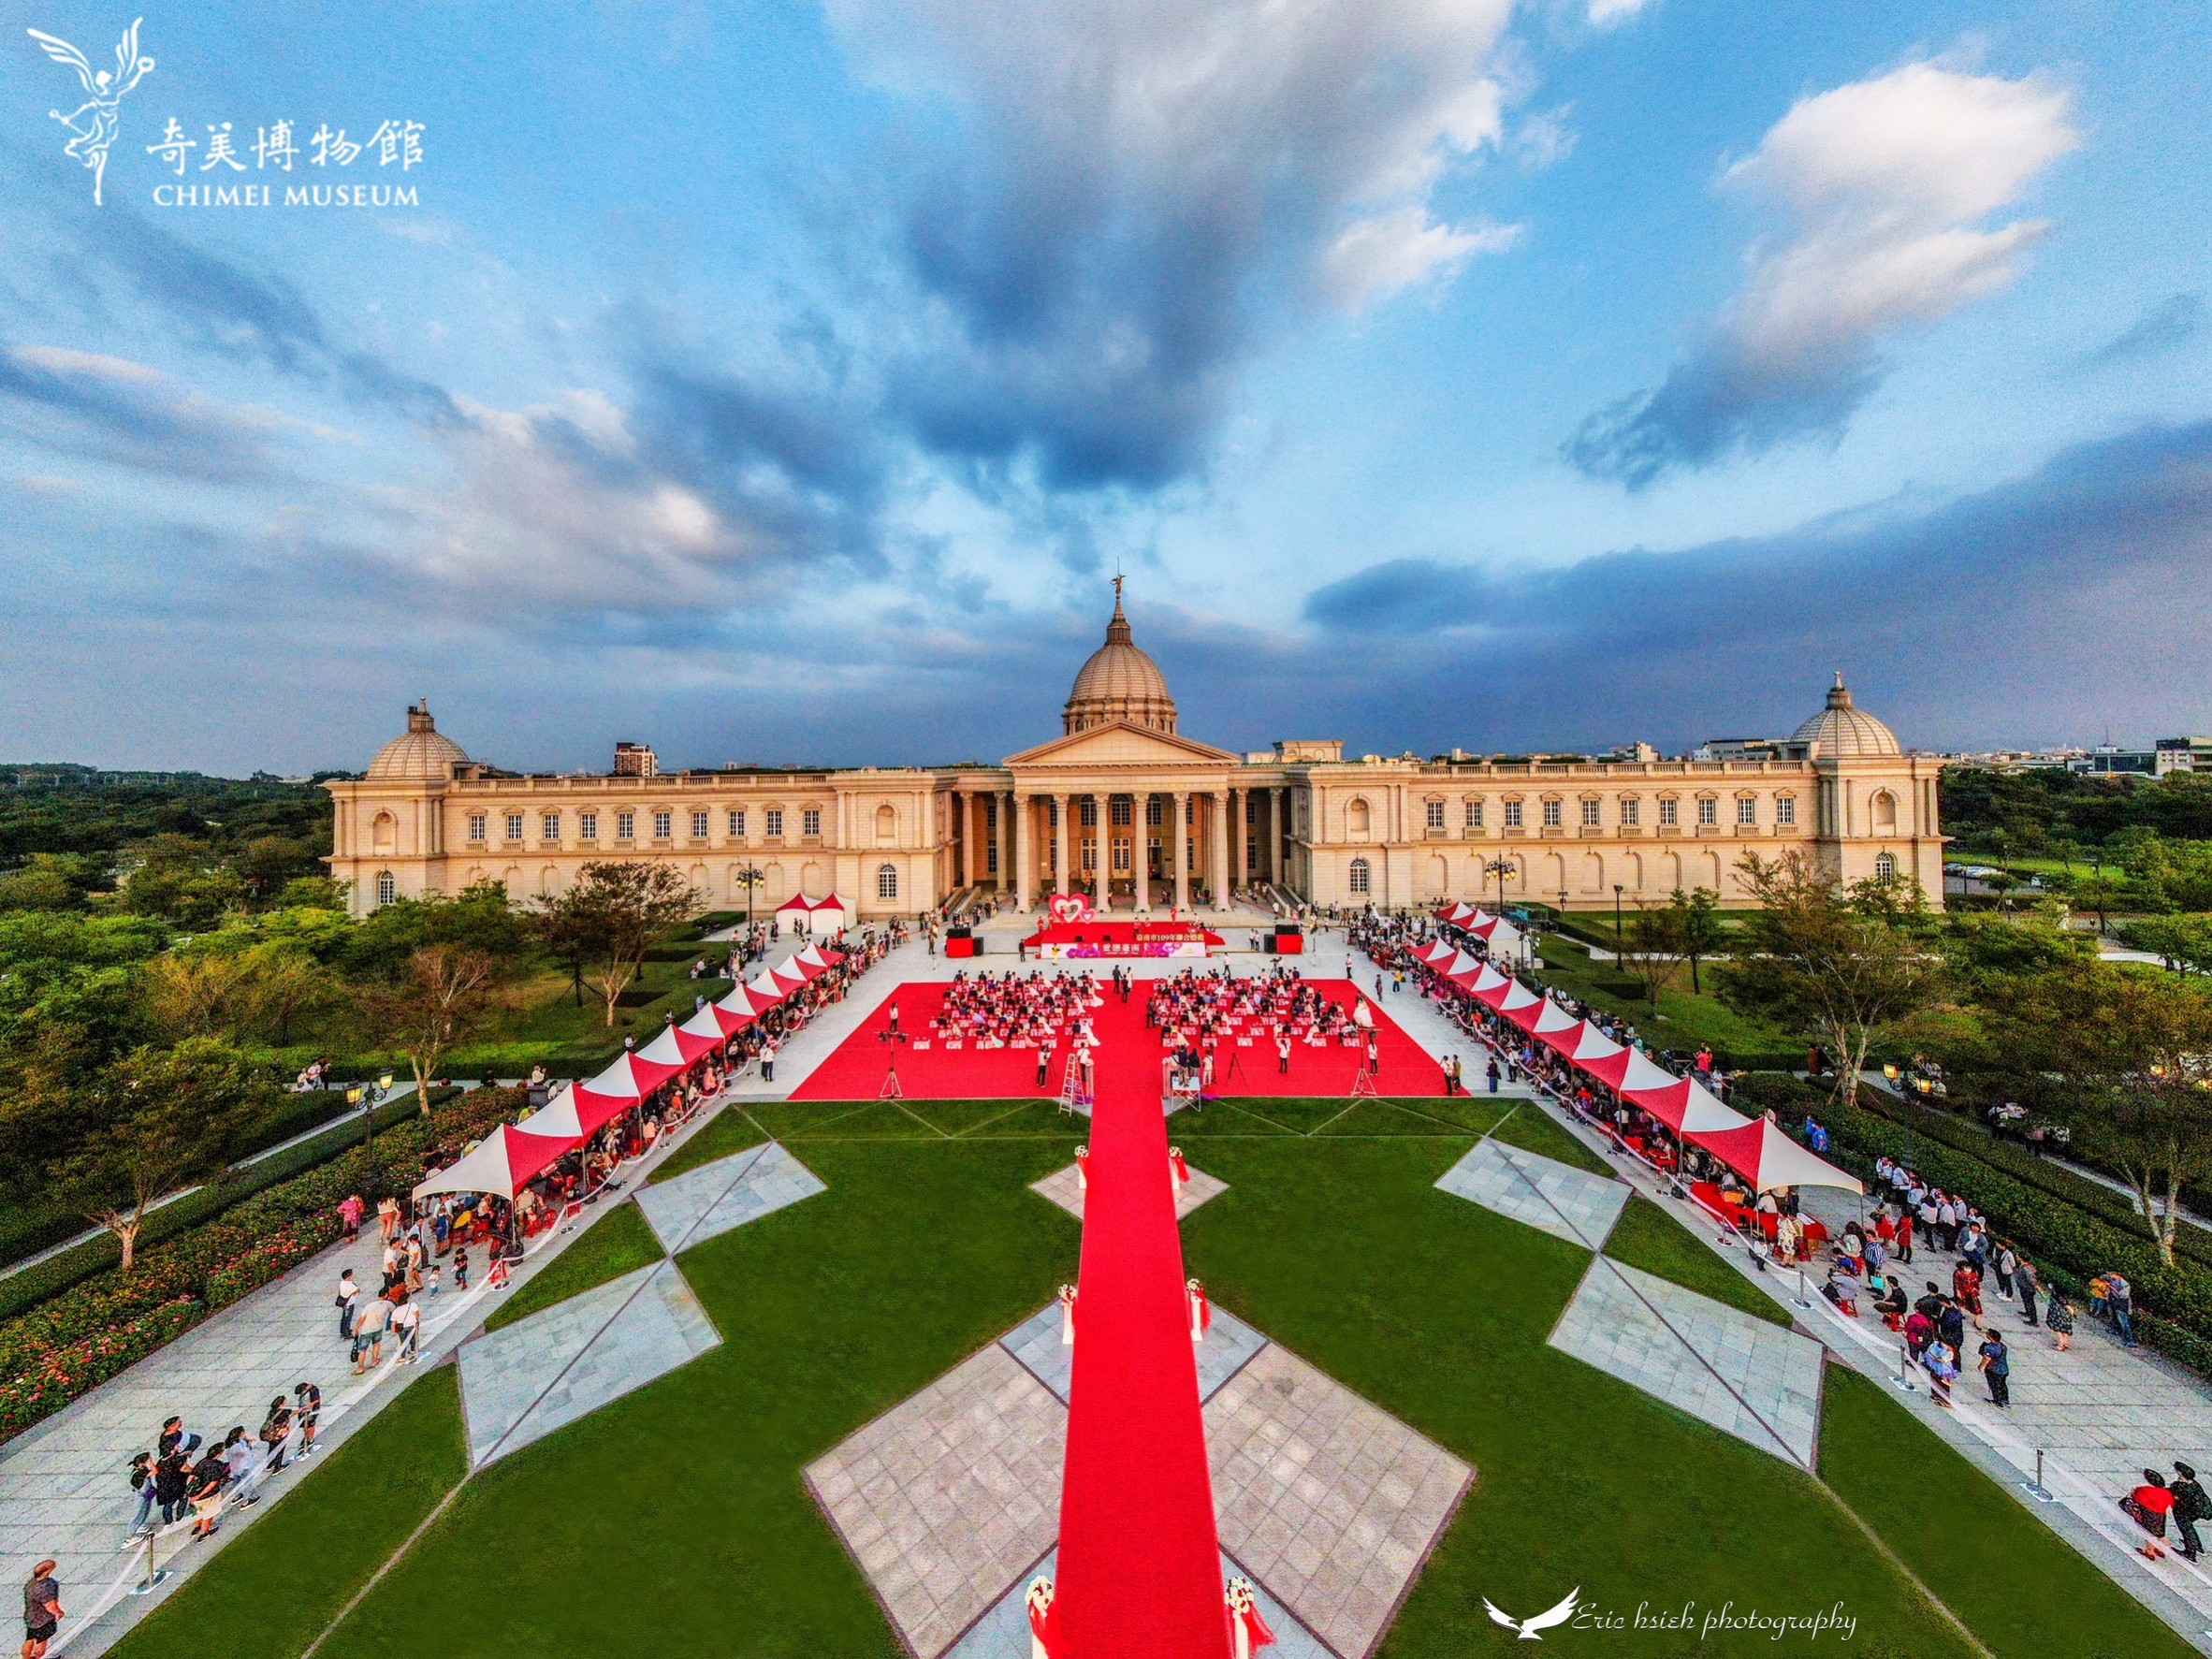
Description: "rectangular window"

(1580, 800), (1601, 828)
(1113, 840), (1131, 871)
(1082, 842), (1097, 871)
(541, 812), (560, 841)
(579, 810), (598, 841)
(1466, 799), (1482, 829)
(1697, 797), (1719, 827)
(691, 809), (709, 838)
(617, 811), (636, 841)
(728, 808), (745, 837)
(653, 809), (673, 839)
(1504, 800), (1523, 830)
(1776, 795), (1797, 825)
(1142, 798), (1160, 826)
(1115, 799), (1134, 826)
(1542, 799), (1563, 829)
(765, 808), (783, 837)
(1620, 797), (1639, 828)
(467, 812), (487, 842)
(503, 811), (524, 842)
(986, 843), (998, 874)
(1080, 798), (1097, 826)
(1426, 800), (1446, 830)
(1737, 796), (1757, 826)
(1659, 798), (1679, 827)
(803, 808), (822, 837)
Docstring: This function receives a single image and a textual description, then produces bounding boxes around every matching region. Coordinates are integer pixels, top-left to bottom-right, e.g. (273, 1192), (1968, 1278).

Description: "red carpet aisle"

(1055, 998), (1229, 1659)
(791, 978), (1447, 1102)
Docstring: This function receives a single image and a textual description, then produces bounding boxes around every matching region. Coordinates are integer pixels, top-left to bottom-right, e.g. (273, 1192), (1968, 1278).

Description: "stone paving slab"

(807, 1346), (1067, 1659)
(943, 1546), (1331, 1659)
(1435, 1136), (1627, 1249)
(633, 1140), (825, 1252)
(999, 1301), (1267, 1406)
(1550, 1258), (1823, 1467)
(1204, 1344), (1472, 1659)
(1029, 1161), (1228, 1224)
(458, 1260), (720, 1467)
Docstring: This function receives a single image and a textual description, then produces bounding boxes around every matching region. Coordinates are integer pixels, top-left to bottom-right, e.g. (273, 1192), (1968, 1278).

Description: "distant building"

(2155, 737), (2212, 774)
(1595, 742), (1660, 765)
(612, 741), (658, 778)
(1696, 737), (1792, 764)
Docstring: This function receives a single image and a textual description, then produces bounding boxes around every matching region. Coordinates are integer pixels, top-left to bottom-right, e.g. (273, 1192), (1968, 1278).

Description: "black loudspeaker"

(1260, 935), (1278, 954)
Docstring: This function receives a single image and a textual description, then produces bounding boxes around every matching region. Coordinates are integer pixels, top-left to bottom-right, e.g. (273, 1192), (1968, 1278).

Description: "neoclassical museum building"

(326, 586), (1943, 920)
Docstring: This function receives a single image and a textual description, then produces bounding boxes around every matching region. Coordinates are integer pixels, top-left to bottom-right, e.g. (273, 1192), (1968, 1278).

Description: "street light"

(1613, 883), (1624, 957)
(1482, 856), (1517, 920)
(734, 863), (765, 929)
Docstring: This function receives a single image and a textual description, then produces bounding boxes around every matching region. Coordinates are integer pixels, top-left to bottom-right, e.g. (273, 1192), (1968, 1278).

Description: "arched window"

(1347, 857), (1371, 895)
(375, 870), (396, 907)
(1346, 798), (1371, 837)
(1872, 791), (1898, 831)
(877, 863), (898, 900)
(371, 811), (397, 853)
(1874, 851), (1897, 882)
(876, 803), (898, 844)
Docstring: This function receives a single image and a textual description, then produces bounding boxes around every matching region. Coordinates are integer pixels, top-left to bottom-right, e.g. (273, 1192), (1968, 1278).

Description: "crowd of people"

(923, 968), (1105, 1049)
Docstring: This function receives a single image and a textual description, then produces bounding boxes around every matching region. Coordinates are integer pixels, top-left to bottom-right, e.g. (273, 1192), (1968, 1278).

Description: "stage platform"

(1018, 920), (1226, 959)
(790, 976), (1448, 1101)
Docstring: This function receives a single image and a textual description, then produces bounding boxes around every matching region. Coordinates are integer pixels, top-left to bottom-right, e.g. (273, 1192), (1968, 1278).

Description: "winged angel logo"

(26, 17), (154, 205)
(1483, 1585), (1581, 1641)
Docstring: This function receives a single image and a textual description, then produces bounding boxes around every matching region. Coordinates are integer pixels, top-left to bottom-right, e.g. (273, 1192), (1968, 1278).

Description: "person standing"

(125, 1453), (157, 1541)
(2171, 1463), (2209, 1563)
(376, 1194), (400, 1244)
(760, 1036), (778, 1084)
(2046, 1295), (2075, 1351)
(2016, 1257), (2041, 1328)
(260, 1394), (295, 1473)
(338, 1192), (365, 1244)
(2107, 1273), (2136, 1346)
(335, 1269), (360, 1342)
(1977, 1329), (2011, 1407)
(392, 1294), (422, 1364)
(294, 1382), (322, 1456)
(22, 1561), (61, 1659)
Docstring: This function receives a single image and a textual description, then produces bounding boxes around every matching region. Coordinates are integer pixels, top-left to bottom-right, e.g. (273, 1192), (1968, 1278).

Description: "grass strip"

(484, 1201), (665, 1332)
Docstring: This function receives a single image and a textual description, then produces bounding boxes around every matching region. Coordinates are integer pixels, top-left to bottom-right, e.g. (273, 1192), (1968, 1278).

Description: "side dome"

(1792, 676), (1900, 758)
(366, 700), (469, 779)
(1063, 582), (1177, 735)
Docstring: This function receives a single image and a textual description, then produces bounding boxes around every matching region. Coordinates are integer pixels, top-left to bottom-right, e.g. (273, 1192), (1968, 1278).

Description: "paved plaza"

(1029, 1160), (1228, 1225)
(457, 1259), (720, 1467)
(944, 1547), (1331, 1659)
(1434, 1133), (1630, 1248)
(634, 1140), (827, 1252)
(1550, 1257), (1826, 1467)
(812, 1295), (1467, 1659)
(805, 1346), (1067, 1659)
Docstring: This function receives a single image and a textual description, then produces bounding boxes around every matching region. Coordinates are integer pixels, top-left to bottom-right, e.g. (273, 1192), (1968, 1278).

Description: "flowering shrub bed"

(0, 1087), (526, 1443)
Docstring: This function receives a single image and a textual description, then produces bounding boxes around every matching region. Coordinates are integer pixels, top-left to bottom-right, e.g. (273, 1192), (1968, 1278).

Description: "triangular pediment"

(1005, 720), (1240, 770)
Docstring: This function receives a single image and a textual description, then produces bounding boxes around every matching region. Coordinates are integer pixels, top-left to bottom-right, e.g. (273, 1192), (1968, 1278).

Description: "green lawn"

(484, 1200), (665, 1332)
(1488, 1099), (1615, 1174)
(1604, 1195), (1794, 1327)
(1537, 935), (1796, 1059)
(108, 1099), (2190, 1659)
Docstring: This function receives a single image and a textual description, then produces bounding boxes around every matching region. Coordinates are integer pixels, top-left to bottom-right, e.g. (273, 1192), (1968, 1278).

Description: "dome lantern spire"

(1062, 580), (1177, 736)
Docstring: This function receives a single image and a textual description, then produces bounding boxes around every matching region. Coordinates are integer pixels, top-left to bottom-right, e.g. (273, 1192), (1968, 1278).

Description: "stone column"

(1211, 789), (1231, 911)
(956, 791), (972, 889)
(1014, 793), (1033, 911)
(1134, 795), (1151, 914)
(997, 791), (1012, 891)
(1230, 786), (1244, 898)
(1092, 792), (1110, 908)
(1266, 787), (1282, 883)
(1172, 791), (1190, 914)
(1054, 793), (1070, 896)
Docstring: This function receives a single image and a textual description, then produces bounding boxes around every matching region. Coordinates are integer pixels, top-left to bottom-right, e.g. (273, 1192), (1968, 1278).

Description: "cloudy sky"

(0, 0), (2205, 774)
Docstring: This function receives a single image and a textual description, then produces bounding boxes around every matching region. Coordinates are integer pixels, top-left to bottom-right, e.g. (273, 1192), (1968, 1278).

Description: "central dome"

(366, 701), (469, 780)
(1064, 581), (1177, 735)
(1791, 676), (1901, 758)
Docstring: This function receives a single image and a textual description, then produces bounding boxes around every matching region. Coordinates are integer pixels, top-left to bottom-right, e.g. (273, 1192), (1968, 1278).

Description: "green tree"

(47, 1038), (267, 1270)
(1717, 852), (1942, 1109)
(2121, 915), (2212, 978)
(1664, 886), (1724, 994)
(343, 879), (527, 979)
(364, 943), (504, 1106)
(1620, 902), (1687, 1006)
(2002, 963), (2212, 1264)
(119, 835), (246, 929)
(533, 861), (697, 1026)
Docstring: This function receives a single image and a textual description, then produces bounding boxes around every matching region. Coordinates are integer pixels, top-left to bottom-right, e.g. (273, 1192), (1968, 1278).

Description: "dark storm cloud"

(1296, 420), (2212, 754)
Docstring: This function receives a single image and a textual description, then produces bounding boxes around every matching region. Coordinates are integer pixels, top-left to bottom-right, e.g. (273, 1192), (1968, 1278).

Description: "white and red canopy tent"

(1687, 1118), (1864, 1194)
(1414, 939), (1458, 968)
(1433, 903), (1482, 927)
(413, 1124), (577, 1201)
(635, 1017), (720, 1073)
(792, 944), (842, 977)
(807, 894), (852, 933)
(741, 968), (789, 1008)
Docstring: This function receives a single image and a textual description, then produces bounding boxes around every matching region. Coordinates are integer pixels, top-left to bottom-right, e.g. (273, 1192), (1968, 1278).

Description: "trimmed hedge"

(0, 1086), (526, 1443)
(1737, 1074), (2212, 1380)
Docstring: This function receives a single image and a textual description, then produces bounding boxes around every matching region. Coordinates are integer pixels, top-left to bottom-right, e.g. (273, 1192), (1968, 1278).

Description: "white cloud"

(1588, 0), (1656, 27)
(1567, 61), (2079, 485)
(1722, 63), (2078, 368)
(1514, 105), (1579, 171)
(10, 345), (167, 386)
(1320, 208), (1521, 309)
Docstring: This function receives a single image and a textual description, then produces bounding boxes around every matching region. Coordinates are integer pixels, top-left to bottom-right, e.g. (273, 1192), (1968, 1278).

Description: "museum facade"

(325, 585), (1944, 919)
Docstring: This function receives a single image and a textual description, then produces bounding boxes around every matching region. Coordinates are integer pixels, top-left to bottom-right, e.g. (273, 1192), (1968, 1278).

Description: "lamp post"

(1483, 856), (1517, 920)
(734, 863), (764, 929)
(1613, 883), (1624, 958)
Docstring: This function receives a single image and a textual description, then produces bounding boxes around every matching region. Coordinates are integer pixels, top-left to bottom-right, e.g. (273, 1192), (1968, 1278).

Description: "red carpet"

(790, 978), (1447, 1101)
(1055, 994), (1228, 1659)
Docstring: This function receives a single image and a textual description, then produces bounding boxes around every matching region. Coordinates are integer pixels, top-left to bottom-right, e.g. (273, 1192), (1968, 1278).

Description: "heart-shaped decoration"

(1048, 892), (1093, 924)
